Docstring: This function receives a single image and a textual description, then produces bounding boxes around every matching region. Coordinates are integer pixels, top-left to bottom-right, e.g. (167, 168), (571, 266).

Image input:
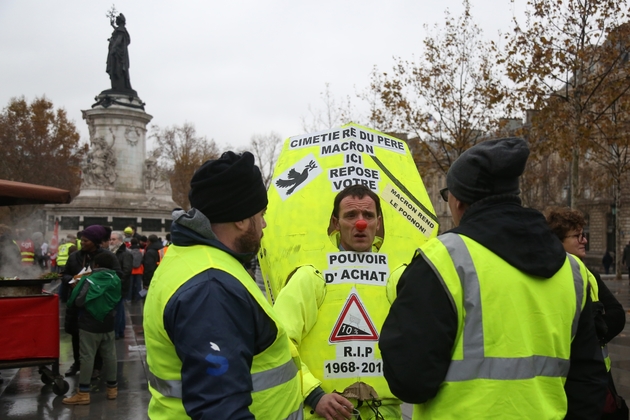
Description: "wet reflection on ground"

(2, 277), (630, 419)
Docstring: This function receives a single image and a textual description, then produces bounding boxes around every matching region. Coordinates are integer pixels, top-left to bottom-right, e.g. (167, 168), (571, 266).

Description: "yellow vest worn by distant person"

(56, 243), (71, 267)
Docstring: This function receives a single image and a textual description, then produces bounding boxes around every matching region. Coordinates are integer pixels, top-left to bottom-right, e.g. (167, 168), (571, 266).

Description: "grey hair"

(111, 231), (124, 241)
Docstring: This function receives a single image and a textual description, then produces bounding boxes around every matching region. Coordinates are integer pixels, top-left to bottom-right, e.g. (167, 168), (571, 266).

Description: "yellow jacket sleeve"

(387, 264), (407, 304)
(274, 265), (326, 398)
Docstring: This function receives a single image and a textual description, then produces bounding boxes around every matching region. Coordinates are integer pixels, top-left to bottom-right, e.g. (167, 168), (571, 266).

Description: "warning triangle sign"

(329, 290), (379, 343)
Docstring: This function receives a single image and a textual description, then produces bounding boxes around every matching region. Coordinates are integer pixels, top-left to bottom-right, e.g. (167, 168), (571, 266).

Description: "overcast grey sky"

(0, 0), (525, 151)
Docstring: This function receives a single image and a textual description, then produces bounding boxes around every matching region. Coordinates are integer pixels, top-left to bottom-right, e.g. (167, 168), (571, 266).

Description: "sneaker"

(64, 364), (80, 377)
(106, 386), (118, 400)
(63, 390), (90, 405)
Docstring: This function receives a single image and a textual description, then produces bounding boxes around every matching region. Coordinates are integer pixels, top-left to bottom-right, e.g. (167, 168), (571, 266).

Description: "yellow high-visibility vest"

(413, 233), (589, 419)
(261, 123), (438, 304)
(143, 244), (303, 419)
(56, 243), (71, 267)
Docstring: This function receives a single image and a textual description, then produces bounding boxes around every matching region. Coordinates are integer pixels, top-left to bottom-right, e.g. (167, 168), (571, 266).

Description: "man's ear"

(233, 219), (249, 232)
(455, 199), (469, 214)
(331, 216), (340, 231)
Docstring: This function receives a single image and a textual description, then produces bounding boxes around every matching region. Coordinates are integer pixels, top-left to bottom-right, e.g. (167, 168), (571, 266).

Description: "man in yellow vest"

(56, 239), (72, 272)
(380, 138), (608, 419)
(274, 184), (401, 420)
(143, 151), (302, 419)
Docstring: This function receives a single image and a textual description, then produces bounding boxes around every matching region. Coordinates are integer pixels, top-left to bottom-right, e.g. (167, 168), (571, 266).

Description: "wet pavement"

(0, 287), (150, 420)
(2, 277), (630, 419)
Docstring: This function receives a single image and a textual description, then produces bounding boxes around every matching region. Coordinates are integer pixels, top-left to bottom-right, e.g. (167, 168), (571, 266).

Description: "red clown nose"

(355, 220), (368, 231)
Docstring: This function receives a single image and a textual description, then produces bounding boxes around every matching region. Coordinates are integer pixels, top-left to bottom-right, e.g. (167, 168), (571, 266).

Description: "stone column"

(81, 93), (152, 194)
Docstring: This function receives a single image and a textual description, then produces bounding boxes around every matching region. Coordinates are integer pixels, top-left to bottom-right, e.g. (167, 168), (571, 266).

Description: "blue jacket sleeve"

(163, 269), (276, 420)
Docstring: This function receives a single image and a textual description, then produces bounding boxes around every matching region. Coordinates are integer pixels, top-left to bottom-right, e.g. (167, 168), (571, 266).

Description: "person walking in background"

(109, 231), (133, 339)
(380, 138), (607, 419)
(31, 232), (46, 271)
(123, 227), (133, 247)
(139, 235), (148, 250)
(126, 225), (142, 242)
(56, 238), (74, 275)
(142, 234), (163, 291)
(62, 252), (121, 405)
(163, 233), (172, 247)
(61, 225), (122, 377)
(128, 238), (144, 301)
(603, 250), (614, 275)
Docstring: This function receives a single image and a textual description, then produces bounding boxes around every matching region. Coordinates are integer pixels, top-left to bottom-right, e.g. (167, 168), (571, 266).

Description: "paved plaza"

(1, 277), (630, 419)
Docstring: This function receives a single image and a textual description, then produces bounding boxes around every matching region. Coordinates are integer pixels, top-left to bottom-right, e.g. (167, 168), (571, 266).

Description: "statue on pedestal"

(144, 149), (172, 194)
(106, 11), (133, 92)
(82, 133), (118, 188)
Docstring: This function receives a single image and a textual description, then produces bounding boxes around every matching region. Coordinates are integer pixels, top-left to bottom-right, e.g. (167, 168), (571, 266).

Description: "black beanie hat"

(188, 151), (268, 223)
(446, 137), (530, 204)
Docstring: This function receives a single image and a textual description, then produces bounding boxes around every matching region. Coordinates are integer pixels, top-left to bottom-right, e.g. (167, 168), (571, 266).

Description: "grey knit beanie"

(446, 138), (530, 204)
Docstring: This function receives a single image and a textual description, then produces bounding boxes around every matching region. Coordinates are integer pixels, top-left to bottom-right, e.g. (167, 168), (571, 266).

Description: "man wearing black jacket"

(142, 234), (163, 289)
(380, 138), (607, 419)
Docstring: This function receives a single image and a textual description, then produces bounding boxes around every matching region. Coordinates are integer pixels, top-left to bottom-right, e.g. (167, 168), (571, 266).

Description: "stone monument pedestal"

(46, 92), (178, 238)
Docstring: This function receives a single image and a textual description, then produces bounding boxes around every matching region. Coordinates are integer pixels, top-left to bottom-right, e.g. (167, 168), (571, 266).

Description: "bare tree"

(150, 123), (220, 209)
(367, 0), (507, 177)
(244, 132), (283, 189)
(589, 84), (630, 278)
(503, 0), (630, 209)
(301, 83), (356, 132)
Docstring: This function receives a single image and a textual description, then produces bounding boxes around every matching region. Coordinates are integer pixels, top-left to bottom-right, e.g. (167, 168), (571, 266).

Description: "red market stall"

(0, 180), (72, 395)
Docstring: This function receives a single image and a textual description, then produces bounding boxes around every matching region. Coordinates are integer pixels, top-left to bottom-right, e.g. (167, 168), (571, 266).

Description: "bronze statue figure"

(107, 13), (133, 92)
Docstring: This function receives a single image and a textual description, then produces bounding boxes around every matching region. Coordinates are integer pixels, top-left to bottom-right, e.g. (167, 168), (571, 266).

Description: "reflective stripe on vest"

(567, 255), (585, 337)
(147, 373), (304, 420)
(147, 370), (182, 399)
(252, 358), (298, 392)
(148, 358), (298, 398)
(438, 233), (583, 382)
